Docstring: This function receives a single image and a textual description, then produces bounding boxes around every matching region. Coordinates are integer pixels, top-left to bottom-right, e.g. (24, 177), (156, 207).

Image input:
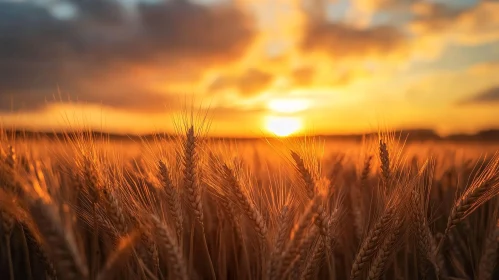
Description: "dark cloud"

(236, 69), (273, 97)
(460, 86), (499, 105)
(0, 85), (182, 113)
(408, 1), (499, 44)
(410, 2), (467, 33)
(0, 1), (255, 112)
(301, 22), (407, 58)
(209, 69), (274, 97)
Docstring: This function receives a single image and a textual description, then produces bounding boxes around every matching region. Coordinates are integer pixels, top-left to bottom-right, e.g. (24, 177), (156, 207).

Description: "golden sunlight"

(265, 116), (302, 137)
(268, 98), (310, 113)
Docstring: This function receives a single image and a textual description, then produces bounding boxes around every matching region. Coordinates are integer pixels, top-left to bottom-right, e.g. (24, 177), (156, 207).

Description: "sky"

(1, 0), (499, 137)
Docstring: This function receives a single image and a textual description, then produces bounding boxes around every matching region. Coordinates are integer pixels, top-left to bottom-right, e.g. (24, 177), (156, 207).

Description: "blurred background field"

(1, 128), (499, 280)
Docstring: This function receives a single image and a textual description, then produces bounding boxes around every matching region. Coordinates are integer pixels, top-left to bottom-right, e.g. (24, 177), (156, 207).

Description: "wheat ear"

(478, 220), (499, 280)
(1, 145), (18, 280)
(350, 207), (396, 280)
(29, 199), (88, 280)
(293, 226), (320, 279)
(367, 217), (403, 280)
(361, 155), (373, 187)
(182, 126), (204, 225)
(222, 164), (267, 243)
(409, 188), (440, 279)
(438, 155), (499, 251)
(379, 139), (390, 184)
(24, 227), (58, 279)
(268, 205), (293, 280)
(96, 230), (141, 280)
(276, 196), (321, 279)
(150, 215), (189, 280)
(158, 160), (183, 242)
(139, 233), (159, 276)
(301, 237), (325, 280)
(291, 152), (330, 239)
(102, 188), (128, 235)
(291, 151), (316, 199)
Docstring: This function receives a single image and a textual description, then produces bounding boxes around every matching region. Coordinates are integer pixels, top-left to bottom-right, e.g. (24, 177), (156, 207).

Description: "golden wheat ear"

(478, 219), (499, 280)
(158, 160), (183, 242)
(28, 199), (89, 280)
(350, 188), (405, 280)
(96, 229), (142, 280)
(222, 164), (268, 243)
(439, 154), (499, 250)
(182, 125), (204, 225)
(23, 225), (58, 279)
(366, 217), (404, 280)
(149, 214), (189, 280)
(274, 194), (323, 280)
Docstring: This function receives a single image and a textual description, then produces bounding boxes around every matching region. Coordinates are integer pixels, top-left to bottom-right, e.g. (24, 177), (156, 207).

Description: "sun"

(265, 116), (302, 137)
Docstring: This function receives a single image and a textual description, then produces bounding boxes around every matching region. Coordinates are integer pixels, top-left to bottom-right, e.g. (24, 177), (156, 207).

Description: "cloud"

(209, 105), (268, 119)
(467, 60), (499, 75)
(0, 85), (183, 113)
(291, 67), (315, 87)
(209, 69), (274, 97)
(460, 86), (499, 105)
(347, 0), (417, 26)
(301, 1), (499, 63)
(353, 0), (416, 13)
(300, 21), (408, 60)
(409, 1), (499, 45)
(0, 1), (255, 112)
(3, 0), (499, 131)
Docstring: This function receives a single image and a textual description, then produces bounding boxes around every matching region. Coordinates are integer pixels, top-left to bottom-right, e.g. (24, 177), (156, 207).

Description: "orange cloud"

(208, 69), (274, 97)
(301, 21), (409, 61)
(459, 86), (499, 105)
(2, 0), (499, 135)
(290, 67), (315, 87)
(0, 1), (256, 112)
(409, 1), (499, 45)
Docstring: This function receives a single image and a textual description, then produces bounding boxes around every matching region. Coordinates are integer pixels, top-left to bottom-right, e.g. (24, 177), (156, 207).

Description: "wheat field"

(1, 121), (499, 280)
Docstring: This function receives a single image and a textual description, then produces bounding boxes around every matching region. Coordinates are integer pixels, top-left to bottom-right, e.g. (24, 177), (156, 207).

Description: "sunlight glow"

(268, 98), (310, 113)
(265, 116), (302, 137)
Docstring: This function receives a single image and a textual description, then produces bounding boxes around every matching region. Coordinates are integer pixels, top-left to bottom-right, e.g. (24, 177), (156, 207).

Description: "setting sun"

(265, 116), (302, 137)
